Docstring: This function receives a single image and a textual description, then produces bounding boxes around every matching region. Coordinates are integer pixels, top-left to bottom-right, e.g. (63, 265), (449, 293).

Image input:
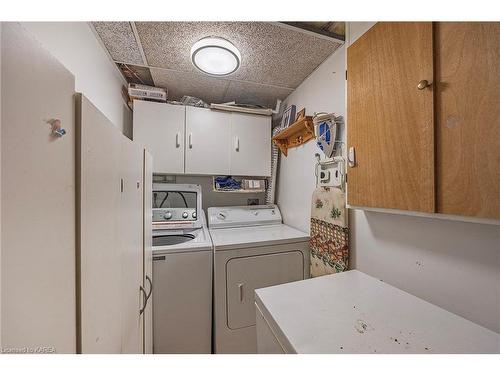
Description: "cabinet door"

(120, 137), (144, 354)
(185, 106), (231, 175)
(347, 22), (435, 212)
(231, 113), (271, 176)
(226, 251), (304, 330)
(142, 150), (154, 354)
(435, 23), (500, 219)
(1, 22), (76, 353)
(77, 94), (122, 353)
(152, 251), (212, 354)
(133, 100), (185, 174)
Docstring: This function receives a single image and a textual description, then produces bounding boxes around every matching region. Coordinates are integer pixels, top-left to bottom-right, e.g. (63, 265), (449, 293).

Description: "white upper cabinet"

(185, 106), (232, 175)
(133, 102), (271, 177)
(133, 100), (185, 174)
(230, 113), (271, 177)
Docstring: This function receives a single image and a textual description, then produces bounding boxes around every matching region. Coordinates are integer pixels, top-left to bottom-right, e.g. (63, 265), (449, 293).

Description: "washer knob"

(217, 212), (226, 220)
(164, 211), (172, 220)
(192, 212), (197, 219)
(182, 212), (189, 219)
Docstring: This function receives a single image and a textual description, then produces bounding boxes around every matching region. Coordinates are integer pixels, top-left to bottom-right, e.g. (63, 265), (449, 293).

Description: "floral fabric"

(309, 187), (349, 277)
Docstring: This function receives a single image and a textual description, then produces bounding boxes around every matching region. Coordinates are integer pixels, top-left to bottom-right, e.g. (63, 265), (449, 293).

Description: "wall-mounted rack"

(272, 115), (315, 156)
(212, 176), (266, 193)
(315, 141), (346, 191)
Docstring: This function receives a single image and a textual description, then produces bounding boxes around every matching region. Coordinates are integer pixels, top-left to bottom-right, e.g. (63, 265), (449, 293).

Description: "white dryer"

(208, 205), (310, 354)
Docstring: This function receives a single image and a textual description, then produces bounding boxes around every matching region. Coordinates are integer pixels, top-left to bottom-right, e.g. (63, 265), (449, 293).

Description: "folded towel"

(309, 186), (349, 277)
(214, 176), (242, 190)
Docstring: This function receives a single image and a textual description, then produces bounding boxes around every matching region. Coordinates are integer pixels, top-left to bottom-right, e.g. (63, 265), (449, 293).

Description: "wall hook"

(48, 119), (66, 138)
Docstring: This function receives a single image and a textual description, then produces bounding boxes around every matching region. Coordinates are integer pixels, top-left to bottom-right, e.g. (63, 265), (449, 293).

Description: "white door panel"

(226, 251), (303, 329)
(133, 100), (185, 174)
(77, 94), (122, 353)
(1, 22), (76, 353)
(120, 138), (144, 354)
(231, 113), (271, 176)
(152, 251), (212, 353)
(185, 107), (231, 175)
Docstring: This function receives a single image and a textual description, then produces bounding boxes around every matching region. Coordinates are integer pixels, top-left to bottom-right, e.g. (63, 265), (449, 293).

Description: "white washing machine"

(152, 183), (212, 354)
(208, 205), (310, 354)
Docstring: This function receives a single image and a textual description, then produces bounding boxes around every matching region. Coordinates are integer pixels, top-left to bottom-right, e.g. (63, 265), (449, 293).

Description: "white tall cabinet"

(77, 94), (152, 354)
(1, 23), (152, 353)
(185, 106), (232, 175)
(133, 100), (185, 174)
(1, 22), (77, 353)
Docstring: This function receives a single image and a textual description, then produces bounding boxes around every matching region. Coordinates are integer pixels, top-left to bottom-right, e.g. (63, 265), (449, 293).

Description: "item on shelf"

(295, 108), (306, 121)
(280, 104), (297, 128)
(128, 83), (167, 103)
(214, 176), (242, 191)
(180, 95), (209, 108)
(242, 179), (266, 191)
(210, 101), (273, 116)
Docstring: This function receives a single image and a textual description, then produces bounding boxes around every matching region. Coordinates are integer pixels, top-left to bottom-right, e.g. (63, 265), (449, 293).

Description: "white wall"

(276, 46), (347, 232)
(277, 22), (500, 334)
(20, 22), (130, 135)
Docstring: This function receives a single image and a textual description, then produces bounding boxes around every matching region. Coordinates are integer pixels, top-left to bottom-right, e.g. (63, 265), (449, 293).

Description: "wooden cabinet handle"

(417, 80), (431, 90)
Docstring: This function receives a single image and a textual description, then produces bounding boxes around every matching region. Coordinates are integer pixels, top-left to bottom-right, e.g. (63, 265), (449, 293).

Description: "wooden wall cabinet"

(347, 22), (500, 220)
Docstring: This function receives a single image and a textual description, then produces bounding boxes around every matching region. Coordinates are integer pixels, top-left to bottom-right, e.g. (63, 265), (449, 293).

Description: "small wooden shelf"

(272, 116), (315, 156)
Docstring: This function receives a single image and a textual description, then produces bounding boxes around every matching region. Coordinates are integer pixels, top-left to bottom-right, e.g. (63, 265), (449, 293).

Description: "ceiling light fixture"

(190, 37), (241, 76)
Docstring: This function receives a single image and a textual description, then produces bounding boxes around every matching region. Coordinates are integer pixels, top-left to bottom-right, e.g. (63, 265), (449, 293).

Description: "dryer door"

(226, 250), (304, 330)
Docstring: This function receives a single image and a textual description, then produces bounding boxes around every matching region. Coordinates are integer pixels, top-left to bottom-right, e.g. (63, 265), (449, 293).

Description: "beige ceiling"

(92, 22), (344, 108)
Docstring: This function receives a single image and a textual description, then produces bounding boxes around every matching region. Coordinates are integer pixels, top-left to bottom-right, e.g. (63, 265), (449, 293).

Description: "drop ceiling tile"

(223, 81), (293, 108)
(92, 22), (144, 65)
(150, 67), (229, 104)
(135, 22), (342, 88)
(116, 63), (154, 86)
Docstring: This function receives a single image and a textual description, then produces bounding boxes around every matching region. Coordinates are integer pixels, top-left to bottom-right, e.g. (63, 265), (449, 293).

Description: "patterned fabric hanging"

(309, 186), (349, 277)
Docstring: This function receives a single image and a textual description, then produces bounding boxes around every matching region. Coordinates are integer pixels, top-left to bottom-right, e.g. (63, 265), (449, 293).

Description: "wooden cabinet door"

(1, 22), (76, 353)
(435, 23), (500, 219)
(133, 100), (185, 174)
(120, 137), (144, 354)
(347, 22), (435, 212)
(77, 94), (122, 353)
(230, 113), (271, 177)
(185, 106), (231, 175)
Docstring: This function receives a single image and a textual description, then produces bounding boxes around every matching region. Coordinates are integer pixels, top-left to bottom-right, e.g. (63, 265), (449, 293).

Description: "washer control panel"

(208, 205), (282, 229)
(153, 208), (197, 223)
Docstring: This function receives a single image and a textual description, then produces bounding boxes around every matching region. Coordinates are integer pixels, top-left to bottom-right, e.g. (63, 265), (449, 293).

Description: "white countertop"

(255, 270), (500, 354)
(209, 224), (309, 250)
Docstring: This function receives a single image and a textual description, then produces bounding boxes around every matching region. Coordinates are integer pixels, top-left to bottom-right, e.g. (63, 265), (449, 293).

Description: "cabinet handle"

(417, 80), (431, 90)
(188, 133), (193, 149)
(145, 275), (153, 302)
(235, 137), (240, 152)
(238, 283), (244, 302)
(348, 146), (356, 168)
(175, 133), (180, 148)
(139, 286), (148, 315)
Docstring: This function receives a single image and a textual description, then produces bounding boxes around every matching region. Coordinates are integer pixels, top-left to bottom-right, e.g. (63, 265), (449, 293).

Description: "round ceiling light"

(190, 37), (241, 76)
